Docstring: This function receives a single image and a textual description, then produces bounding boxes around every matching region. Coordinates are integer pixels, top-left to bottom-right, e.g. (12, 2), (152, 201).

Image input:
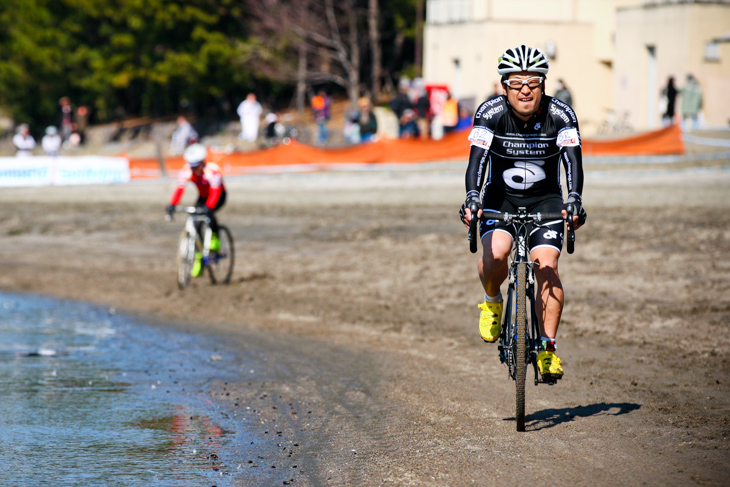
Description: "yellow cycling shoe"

(478, 300), (502, 342)
(210, 233), (220, 252)
(537, 350), (563, 381)
(191, 252), (202, 277)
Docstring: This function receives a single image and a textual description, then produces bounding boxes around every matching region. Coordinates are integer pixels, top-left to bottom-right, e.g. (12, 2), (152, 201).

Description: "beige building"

(614, 1), (730, 130)
(423, 0), (730, 134)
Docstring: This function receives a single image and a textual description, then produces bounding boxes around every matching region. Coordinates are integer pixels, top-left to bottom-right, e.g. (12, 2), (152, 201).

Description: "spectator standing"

(454, 106), (473, 131)
(487, 83), (501, 101)
(415, 88), (431, 139)
(169, 116), (198, 155)
(681, 74), (702, 130)
(58, 96), (74, 142)
(311, 90), (331, 145)
(441, 93), (459, 133)
(264, 112), (279, 141)
(355, 97), (378, 143)
(41, 126), (62, 157)
(390, 81), (413, 121)
(237, 93), (262, 142)
(13, 124), (36, 157)
(661, 76), (678, 126)
(553, 79), (573, 107)
(343, 108), (361, 145)
(399, 109), (420, 139)
(75, 105), (89, 144)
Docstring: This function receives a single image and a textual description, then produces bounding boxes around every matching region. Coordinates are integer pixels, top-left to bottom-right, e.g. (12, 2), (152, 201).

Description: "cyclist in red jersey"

(166, 143), (227, 276)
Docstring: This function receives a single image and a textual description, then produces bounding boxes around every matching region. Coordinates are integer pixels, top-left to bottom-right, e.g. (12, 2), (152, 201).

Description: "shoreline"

(2, 166), (729, 485)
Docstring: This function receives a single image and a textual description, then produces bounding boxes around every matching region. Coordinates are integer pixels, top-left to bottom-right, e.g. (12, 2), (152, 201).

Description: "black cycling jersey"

(465, 95), (583, 205)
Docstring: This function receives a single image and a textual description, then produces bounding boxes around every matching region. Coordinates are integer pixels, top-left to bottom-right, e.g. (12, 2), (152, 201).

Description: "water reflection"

(0, 292), (249, 486)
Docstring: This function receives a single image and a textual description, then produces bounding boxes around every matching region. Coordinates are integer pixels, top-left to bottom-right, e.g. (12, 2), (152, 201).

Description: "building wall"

(614, 3), (730, 129)
(423, 0), (642, 135)
(423, 0), (730, 134)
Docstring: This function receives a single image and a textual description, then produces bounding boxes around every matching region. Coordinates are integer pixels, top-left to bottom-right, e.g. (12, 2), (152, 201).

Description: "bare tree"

(368, 0), (381, 101)
(245, 0), (366, 108)
(415, 0), (424, 79)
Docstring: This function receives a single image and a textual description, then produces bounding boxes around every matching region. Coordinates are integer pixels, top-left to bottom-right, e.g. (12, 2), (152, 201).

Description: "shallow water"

(0, 291), (271, 486)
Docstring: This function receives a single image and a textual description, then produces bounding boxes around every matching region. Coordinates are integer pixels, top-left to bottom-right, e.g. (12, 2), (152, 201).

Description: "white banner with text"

(0, 156), (130, 187)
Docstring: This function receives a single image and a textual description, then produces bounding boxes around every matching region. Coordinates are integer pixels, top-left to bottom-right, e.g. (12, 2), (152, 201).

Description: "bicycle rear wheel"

(515, 262), (528, 432)
(177, 230), (195, 289)
(207, 225), (234, 285)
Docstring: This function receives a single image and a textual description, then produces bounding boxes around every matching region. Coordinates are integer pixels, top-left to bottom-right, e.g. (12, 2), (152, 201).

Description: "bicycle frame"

(497, 213), (544, 386)
(184, 211), (213, 263)
(468, 205), (573, 431)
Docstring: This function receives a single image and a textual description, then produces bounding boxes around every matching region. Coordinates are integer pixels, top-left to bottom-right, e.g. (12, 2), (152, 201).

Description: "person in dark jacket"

(662, 76), (678, 126)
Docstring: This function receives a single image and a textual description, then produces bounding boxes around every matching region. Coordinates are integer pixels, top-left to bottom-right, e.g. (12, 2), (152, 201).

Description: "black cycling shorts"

(479, 193), (564, 253)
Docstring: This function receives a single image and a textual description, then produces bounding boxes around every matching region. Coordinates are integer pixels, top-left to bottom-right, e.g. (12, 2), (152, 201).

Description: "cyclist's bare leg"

(478, 230), (513, 297)
(531, 246), (563, 339)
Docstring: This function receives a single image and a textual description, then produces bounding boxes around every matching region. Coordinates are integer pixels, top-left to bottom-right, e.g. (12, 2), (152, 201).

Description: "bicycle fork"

(202, 226), (212, 265)
(187, 218), (213, 266)
(498, 257), (545, 385)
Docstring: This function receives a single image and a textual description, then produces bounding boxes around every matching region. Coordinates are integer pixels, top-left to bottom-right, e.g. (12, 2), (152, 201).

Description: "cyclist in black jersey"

(460, 44), (587, 381)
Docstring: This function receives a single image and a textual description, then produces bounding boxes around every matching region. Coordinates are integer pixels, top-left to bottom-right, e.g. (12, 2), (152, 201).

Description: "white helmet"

(497, 45), (550, 75)
(46, 126), (58, 135)
(183, 143), (207, 167)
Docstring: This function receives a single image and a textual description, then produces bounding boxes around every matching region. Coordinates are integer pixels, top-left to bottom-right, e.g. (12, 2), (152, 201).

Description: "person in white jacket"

(13, 124), (36, 157)
(42, 126), (62, 157)
(236, 93), (262, 142)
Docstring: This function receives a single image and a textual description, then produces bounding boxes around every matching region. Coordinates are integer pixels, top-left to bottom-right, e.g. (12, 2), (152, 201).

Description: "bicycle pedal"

(541, 374), (561, 385)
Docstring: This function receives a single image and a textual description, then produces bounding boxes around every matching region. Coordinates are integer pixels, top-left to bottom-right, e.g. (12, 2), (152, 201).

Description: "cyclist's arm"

(169, 167), (191, 206)
(559, 141), (584, 202)
(553, 101), (584, 201)
(205, 186), (221, 209)
(465, 100), (500, 199)
(463, 124), (492, 225)
(204, 166), (224, 209)
(465, 143), (489, 200)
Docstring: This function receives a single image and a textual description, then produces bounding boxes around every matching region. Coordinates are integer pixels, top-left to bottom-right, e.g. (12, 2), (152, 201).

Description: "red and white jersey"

(169, 162), (225, 208)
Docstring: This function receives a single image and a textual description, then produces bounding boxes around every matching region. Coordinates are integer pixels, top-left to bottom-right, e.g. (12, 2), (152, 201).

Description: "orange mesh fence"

(129, 124), (684, 178)
(582, 123), (684, 156)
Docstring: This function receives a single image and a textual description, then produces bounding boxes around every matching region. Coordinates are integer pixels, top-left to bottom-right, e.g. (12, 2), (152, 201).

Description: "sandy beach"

(1, 161), (729, 485)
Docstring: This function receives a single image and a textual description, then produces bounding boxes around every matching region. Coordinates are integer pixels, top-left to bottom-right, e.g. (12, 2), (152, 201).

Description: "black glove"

(166, 204), (175, 216)
(563, 196), (587, 226)
(459, 194), (482, 225)
(201, 206), (213, 216)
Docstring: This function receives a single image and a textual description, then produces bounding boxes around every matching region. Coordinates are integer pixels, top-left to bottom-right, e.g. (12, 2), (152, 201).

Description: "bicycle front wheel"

(207, 225), (234, 285)
(177, 230), (195, 289)
(515, 262), (528, 432)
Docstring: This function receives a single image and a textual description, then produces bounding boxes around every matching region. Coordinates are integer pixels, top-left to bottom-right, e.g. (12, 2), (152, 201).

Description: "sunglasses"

(503, 76), (544, 91)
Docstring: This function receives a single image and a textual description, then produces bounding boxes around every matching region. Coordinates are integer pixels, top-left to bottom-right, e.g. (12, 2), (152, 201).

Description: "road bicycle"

(166, 206), (234, 290)
(468, 203), (576, 431)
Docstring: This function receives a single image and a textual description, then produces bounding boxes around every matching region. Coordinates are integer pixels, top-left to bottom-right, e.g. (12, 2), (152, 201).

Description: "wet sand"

(1, 162), (729, 486)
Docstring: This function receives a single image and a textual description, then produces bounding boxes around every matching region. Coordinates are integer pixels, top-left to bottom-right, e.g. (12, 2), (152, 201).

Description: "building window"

(426, 0), (473, 25)
(704, 42), (720, 62)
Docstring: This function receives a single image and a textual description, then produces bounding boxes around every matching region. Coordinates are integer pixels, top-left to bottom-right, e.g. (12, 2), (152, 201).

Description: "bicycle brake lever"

(565, 204), (575, 254)
(468, 202), (480, 254)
